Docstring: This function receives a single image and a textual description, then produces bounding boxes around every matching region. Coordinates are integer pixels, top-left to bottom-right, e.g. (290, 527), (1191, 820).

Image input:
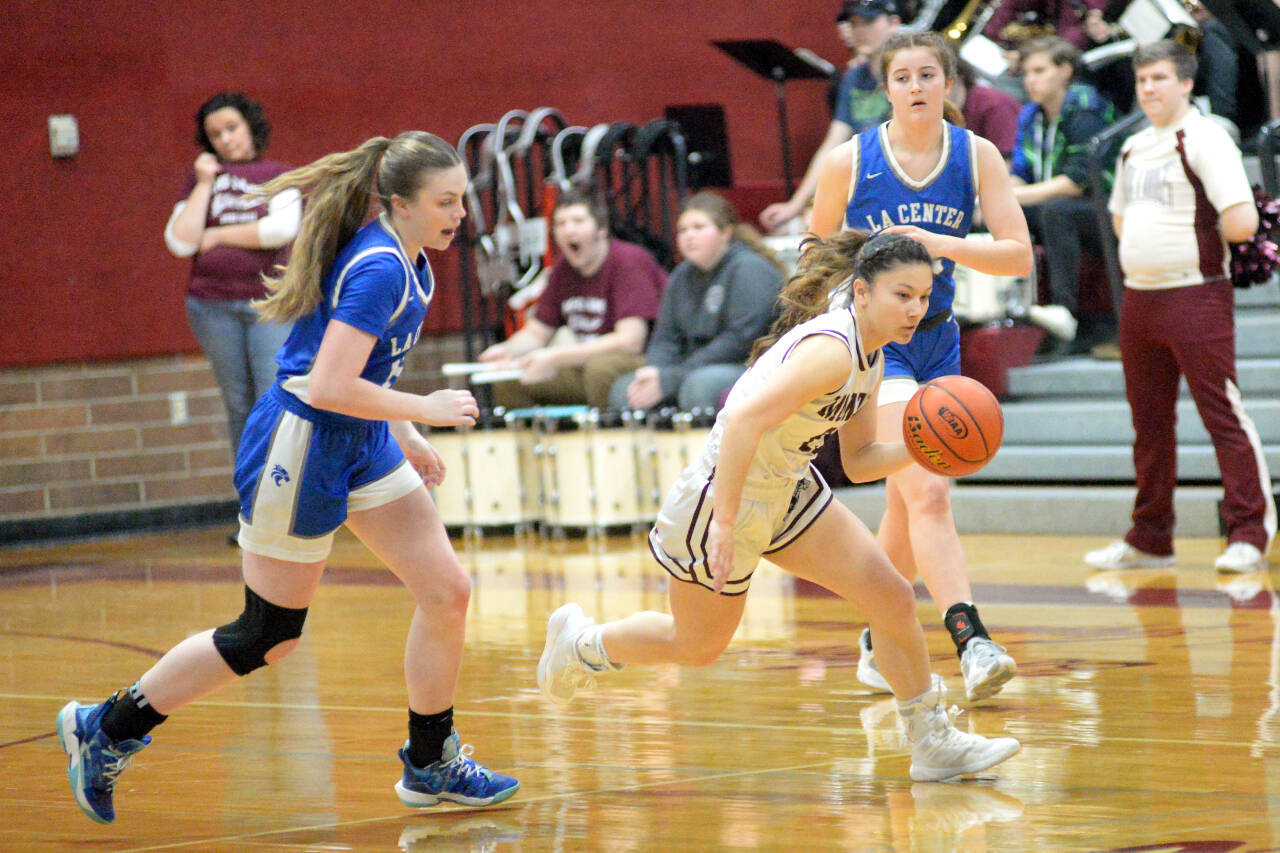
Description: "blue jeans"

(608, 363), (746, 412)
(185, 296), (292, 453)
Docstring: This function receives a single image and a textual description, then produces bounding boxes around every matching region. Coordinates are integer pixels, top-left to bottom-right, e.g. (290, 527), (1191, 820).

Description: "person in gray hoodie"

(610, 192), (786, 412)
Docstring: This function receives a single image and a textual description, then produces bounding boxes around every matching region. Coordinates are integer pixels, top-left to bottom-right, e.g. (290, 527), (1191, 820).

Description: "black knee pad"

(212, 586), (308, 676)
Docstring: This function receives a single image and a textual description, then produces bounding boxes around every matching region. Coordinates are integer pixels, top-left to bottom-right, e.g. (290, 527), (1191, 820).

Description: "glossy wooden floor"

(1, 525), (1277, 852)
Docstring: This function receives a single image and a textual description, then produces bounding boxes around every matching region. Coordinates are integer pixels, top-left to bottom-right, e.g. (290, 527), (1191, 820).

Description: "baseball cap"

(837, 0), (899, 21)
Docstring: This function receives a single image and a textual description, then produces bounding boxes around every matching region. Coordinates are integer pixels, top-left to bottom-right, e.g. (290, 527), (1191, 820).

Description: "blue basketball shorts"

(234, 387), (423, 562)
(879, 313), (961, 405)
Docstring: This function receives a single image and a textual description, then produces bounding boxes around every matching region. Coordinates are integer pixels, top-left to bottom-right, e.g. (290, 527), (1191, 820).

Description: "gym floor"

(1, 527), (1277, 852)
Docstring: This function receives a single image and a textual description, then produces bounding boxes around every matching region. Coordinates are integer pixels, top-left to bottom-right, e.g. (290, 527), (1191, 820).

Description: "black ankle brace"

(100, 682), (167, 743)
(407, 707), (454, 768)
(944, 603), (990, 657)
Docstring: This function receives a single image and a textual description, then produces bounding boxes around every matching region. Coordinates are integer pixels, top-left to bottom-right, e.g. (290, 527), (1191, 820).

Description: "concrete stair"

(835, 281), (1280, 536)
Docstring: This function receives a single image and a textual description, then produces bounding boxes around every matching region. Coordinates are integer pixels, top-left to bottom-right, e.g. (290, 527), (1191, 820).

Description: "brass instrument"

(941, 0), (988, 42)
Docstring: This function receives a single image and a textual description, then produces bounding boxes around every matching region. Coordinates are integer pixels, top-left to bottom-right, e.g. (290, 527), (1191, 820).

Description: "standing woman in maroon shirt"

(164, 92), (301, 526)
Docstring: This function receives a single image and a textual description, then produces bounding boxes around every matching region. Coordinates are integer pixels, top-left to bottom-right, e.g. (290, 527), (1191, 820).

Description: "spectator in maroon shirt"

(478, 188), (666, 409)
(950, 59), (1022, 160)
(164, 92), (300, 543)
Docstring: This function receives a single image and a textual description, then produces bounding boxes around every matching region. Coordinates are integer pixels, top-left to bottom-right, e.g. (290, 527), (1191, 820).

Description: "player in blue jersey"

(810, 31), (1034, 703)
(56, 132), (519, 825)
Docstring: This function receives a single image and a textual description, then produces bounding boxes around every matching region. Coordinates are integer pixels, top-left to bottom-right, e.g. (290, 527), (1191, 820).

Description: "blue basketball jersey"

(275, 213), (434, 420)
(843, 122), (977, 319)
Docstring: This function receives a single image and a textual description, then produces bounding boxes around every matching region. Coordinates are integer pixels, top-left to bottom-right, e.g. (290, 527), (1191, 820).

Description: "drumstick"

(442, 362), (494, 376)
(468, 368), (526, 384)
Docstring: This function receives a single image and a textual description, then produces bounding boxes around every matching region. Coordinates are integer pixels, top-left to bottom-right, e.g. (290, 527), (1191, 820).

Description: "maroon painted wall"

(1, 1), (839, 367)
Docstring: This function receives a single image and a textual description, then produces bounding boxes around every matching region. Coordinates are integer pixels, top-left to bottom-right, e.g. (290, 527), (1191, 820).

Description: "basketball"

(902, 375), (1004, 477)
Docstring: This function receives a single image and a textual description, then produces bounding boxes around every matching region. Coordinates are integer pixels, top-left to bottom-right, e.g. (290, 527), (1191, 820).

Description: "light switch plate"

(49, 114), (79, 158)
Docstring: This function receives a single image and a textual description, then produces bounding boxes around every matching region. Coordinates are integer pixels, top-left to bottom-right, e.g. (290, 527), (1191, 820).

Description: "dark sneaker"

(394, 732), (519, 808)
(56, 700), (149, 824)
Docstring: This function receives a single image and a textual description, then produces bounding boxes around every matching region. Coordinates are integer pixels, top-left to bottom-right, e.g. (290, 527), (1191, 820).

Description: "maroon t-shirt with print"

(534, 240), (665, 337)
(180, 159), (291, 301)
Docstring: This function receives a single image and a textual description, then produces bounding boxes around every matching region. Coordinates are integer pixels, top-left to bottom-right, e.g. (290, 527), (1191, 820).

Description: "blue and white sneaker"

(394, 732), (519, 808)
(56, 700), (150, 824)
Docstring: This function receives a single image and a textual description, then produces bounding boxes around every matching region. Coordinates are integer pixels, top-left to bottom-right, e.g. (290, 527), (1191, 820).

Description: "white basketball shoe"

(899, 675), (1021, 782)
(960, 637), (1017, 702)
(537, 603), (607, 706)
(855, 628), (893, 693)
(1214, 542), (1267, 574)
(1084, 540), (1175, 571)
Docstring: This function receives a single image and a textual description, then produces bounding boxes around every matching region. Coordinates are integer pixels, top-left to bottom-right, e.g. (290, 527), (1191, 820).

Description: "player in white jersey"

(56, 132), (518, 825)
(539, 231), (1021, 782)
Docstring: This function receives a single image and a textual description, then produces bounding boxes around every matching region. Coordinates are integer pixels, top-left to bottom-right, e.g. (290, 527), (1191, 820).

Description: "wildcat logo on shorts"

(270, 464), (291, 486)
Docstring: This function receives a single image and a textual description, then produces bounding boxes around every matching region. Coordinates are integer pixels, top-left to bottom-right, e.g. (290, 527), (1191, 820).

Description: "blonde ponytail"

(253, 131), (462, 324)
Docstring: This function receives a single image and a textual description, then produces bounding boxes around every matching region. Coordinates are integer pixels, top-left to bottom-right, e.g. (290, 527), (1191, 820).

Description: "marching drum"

(645, 407), (716, 514)
(952, 232), (1034, 324)
(462, 415), (524, 527)
(502, 408), (543, 528)
(537, 407), (647, 533)
(427, 415), (524, 531)
(425, 424), (469, 529)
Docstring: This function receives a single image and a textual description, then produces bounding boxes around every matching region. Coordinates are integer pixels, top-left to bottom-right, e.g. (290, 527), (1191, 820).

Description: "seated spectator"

(1081, 3), (1136, 114)
(1010, 37), (1118, 356)
(609, 192), (786, 413)
(478, 188), (666, 409)
(759, 0), (899, 232)
(985, 0), (1106, 52)
(950, 59), (1022, 160)
(981, 0), (1106, 104)
(1184, 2), (1267, 139)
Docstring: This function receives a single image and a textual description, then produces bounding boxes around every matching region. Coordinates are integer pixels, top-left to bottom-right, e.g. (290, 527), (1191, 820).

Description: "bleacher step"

(834, 483), (1233, 537)
(966, 443), (1280, 482)
(998, 398), (1280, 445)
(1007, 357), (1280, 398)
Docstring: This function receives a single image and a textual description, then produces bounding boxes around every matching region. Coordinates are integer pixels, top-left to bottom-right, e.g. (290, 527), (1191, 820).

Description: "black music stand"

(712, 39), (832, 196)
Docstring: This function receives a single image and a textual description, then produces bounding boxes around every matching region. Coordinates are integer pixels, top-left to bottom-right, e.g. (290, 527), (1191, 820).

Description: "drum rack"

(427, 405), (715, 541)
(454, 109), (691, 404)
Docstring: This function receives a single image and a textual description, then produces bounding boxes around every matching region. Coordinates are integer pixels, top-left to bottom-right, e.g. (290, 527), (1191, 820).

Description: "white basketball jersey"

(696, 306), (882, 489)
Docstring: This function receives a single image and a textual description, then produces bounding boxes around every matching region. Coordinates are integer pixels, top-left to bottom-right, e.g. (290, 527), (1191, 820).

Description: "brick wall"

(0, 334), (468, 538)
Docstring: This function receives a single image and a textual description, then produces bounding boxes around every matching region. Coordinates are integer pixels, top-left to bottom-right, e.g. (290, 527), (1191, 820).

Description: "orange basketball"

(902, 375), (1004, 477)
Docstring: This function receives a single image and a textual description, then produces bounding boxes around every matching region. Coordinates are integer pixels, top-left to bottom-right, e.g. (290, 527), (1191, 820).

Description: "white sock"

(576, 625), (621, 671)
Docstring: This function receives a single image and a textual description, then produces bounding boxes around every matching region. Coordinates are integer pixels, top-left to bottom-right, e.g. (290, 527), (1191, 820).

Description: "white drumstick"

(468, 368), (526, 384)
(442, 362), (491, 376)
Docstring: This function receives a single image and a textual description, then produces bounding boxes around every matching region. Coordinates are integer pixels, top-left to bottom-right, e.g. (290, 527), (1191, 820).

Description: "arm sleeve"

(983, 2), (1017, 44)
(164, 201), (199, 257)
(657, 255), (782, 396)
(257, 188), (302, 248)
